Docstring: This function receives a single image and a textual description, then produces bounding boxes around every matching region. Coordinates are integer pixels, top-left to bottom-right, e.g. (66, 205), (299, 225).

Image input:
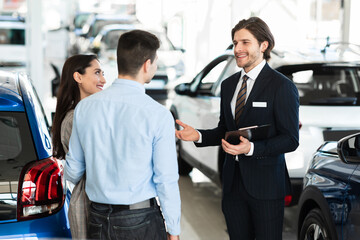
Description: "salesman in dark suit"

(175, 17), (299, 240)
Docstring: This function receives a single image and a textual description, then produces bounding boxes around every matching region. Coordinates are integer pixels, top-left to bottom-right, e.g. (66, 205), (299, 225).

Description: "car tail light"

(17, 157), (64, 220)
(284, 195), (292, 206)
(299, 121), (302, 130)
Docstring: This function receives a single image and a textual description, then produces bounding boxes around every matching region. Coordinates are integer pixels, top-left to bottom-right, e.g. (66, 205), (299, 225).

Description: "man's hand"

(175, 120), (200, 142)
(167, 233), (180, 240)
(222, 136), (251, 155)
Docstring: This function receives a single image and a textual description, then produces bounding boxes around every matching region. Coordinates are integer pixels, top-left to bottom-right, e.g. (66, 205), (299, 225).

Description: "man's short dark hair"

(117, 30), (160, 77)
(231, 17), (275, 61)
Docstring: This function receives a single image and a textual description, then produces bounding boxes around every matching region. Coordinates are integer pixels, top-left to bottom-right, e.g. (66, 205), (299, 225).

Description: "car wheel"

(299, 208), (334, 240)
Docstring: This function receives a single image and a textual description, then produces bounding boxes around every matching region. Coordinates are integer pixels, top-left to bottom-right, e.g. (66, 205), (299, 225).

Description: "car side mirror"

(174, 83), (195, 96)
(337, 133), (360, 164)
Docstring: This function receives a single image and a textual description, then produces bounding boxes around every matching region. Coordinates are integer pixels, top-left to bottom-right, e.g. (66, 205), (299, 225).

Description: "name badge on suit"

(252, 102), (267, 108)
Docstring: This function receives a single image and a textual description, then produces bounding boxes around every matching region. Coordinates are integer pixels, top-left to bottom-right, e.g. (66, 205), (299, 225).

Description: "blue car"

(297, 132), (360, 239)
(0, 71), (71, 238)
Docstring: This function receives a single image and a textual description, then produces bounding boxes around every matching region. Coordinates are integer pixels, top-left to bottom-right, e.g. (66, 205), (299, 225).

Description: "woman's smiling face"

(75, 59), (106, 99)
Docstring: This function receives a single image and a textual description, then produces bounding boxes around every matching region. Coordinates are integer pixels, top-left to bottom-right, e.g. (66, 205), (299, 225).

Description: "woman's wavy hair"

(52, 54), (98, 159)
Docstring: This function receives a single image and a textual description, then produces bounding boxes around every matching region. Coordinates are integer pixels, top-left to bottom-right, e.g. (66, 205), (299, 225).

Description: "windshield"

(92, 20), (132, 38)
(74, 13), (91, 29)
(277, 64), (360, 105)
(0, 111), (37, 221)
(103, 29), (174, 51)
(103, 29), (131, 50)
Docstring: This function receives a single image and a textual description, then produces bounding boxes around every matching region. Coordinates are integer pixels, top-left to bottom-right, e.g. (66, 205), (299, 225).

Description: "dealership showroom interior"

(1, 0), (360, 239)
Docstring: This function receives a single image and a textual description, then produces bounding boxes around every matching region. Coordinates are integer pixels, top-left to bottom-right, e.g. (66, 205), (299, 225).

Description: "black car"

(297, 132), (360, 239)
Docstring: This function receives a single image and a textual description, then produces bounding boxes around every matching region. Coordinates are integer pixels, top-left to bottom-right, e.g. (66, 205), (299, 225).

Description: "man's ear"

(143, 59), (151, 73)
(73, 72), (82, 84)
(261, 41), (269, 53)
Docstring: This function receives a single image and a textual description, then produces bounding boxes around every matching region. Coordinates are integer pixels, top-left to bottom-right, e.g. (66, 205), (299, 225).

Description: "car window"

(214, 57), (238, 96)
(277, 64), (360, 105)
(0, 112), (37, 220)
(202, 60), (228, 84)
(319, 141), (338, 154)
(154, 32), (175, 51)
(102, 29), (173, 52)
(195, 59), (228, 96)
(0, 28), (25, 45)
(74, 13), (91, 29)
(103, 30), (129, 50)
(92, 20), (126, 38)
(0, 112), (37, 176)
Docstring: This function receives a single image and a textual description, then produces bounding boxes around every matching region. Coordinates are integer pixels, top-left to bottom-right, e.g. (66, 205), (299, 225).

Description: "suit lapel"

(238, 63), (273, 123)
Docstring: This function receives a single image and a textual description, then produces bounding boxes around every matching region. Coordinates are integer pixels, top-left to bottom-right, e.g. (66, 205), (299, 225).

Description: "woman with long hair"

(52, 54), (106, 239)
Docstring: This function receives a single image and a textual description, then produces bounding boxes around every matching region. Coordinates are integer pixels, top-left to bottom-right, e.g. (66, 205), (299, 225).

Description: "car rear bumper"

(0, 207), (71, 239)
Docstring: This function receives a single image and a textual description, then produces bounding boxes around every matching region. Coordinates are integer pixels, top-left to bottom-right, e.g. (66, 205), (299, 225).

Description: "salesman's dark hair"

(231, 17), (274, 61)
(117, 30), (160, 77)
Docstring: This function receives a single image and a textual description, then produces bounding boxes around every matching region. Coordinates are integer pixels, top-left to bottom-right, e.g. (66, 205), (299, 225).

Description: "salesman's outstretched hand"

(175, 120), (200, 142)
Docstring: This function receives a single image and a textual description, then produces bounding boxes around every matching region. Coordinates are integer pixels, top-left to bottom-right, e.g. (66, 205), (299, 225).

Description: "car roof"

(99, 23), (137, 33)
(0, 70), (24, 112)
(271, 47), (360, 67)
(92, 14), (138, 22)
(225, 45), (360, 68)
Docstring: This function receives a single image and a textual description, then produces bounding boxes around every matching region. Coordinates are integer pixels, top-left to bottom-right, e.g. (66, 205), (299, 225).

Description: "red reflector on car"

(17, 157), (64, 220)
(284, 195), (292, 206)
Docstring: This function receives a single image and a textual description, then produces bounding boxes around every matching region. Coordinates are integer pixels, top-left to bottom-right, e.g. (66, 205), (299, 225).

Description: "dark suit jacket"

(195, 63), (299, 200)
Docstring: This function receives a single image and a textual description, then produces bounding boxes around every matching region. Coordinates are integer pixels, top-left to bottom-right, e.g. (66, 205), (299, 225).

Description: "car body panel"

(343, 165), (360, 238)
(0, 72), (24, 112)
(298, 139), (360, 239)
(0, 207), (70, 238)
(0, 70), (71, 238)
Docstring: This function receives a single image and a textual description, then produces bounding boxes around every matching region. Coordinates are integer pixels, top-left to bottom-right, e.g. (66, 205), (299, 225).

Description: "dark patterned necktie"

(235, 75), (249, 126)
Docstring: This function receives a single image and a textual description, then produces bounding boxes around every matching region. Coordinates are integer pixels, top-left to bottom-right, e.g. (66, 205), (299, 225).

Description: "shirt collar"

(240, 59), (266, 81)
(113, 78), (146, 93)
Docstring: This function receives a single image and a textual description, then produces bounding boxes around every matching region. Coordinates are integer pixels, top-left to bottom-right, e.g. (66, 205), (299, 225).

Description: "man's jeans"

(88, 201), (167, 240)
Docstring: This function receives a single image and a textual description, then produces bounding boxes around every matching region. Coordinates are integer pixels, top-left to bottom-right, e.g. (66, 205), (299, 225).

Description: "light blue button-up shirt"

(64, 78), (181, 235)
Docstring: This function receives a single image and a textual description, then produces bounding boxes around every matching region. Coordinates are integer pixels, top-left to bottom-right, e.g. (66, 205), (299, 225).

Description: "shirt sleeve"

(64, 107), (86, 185)
(245, 142), (254, 156)
(194, 130), (202, 143)
(152, 111), (181, 235)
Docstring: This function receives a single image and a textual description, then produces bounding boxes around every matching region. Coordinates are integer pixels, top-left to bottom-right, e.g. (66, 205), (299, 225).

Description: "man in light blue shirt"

(65, 30), (181, 240)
